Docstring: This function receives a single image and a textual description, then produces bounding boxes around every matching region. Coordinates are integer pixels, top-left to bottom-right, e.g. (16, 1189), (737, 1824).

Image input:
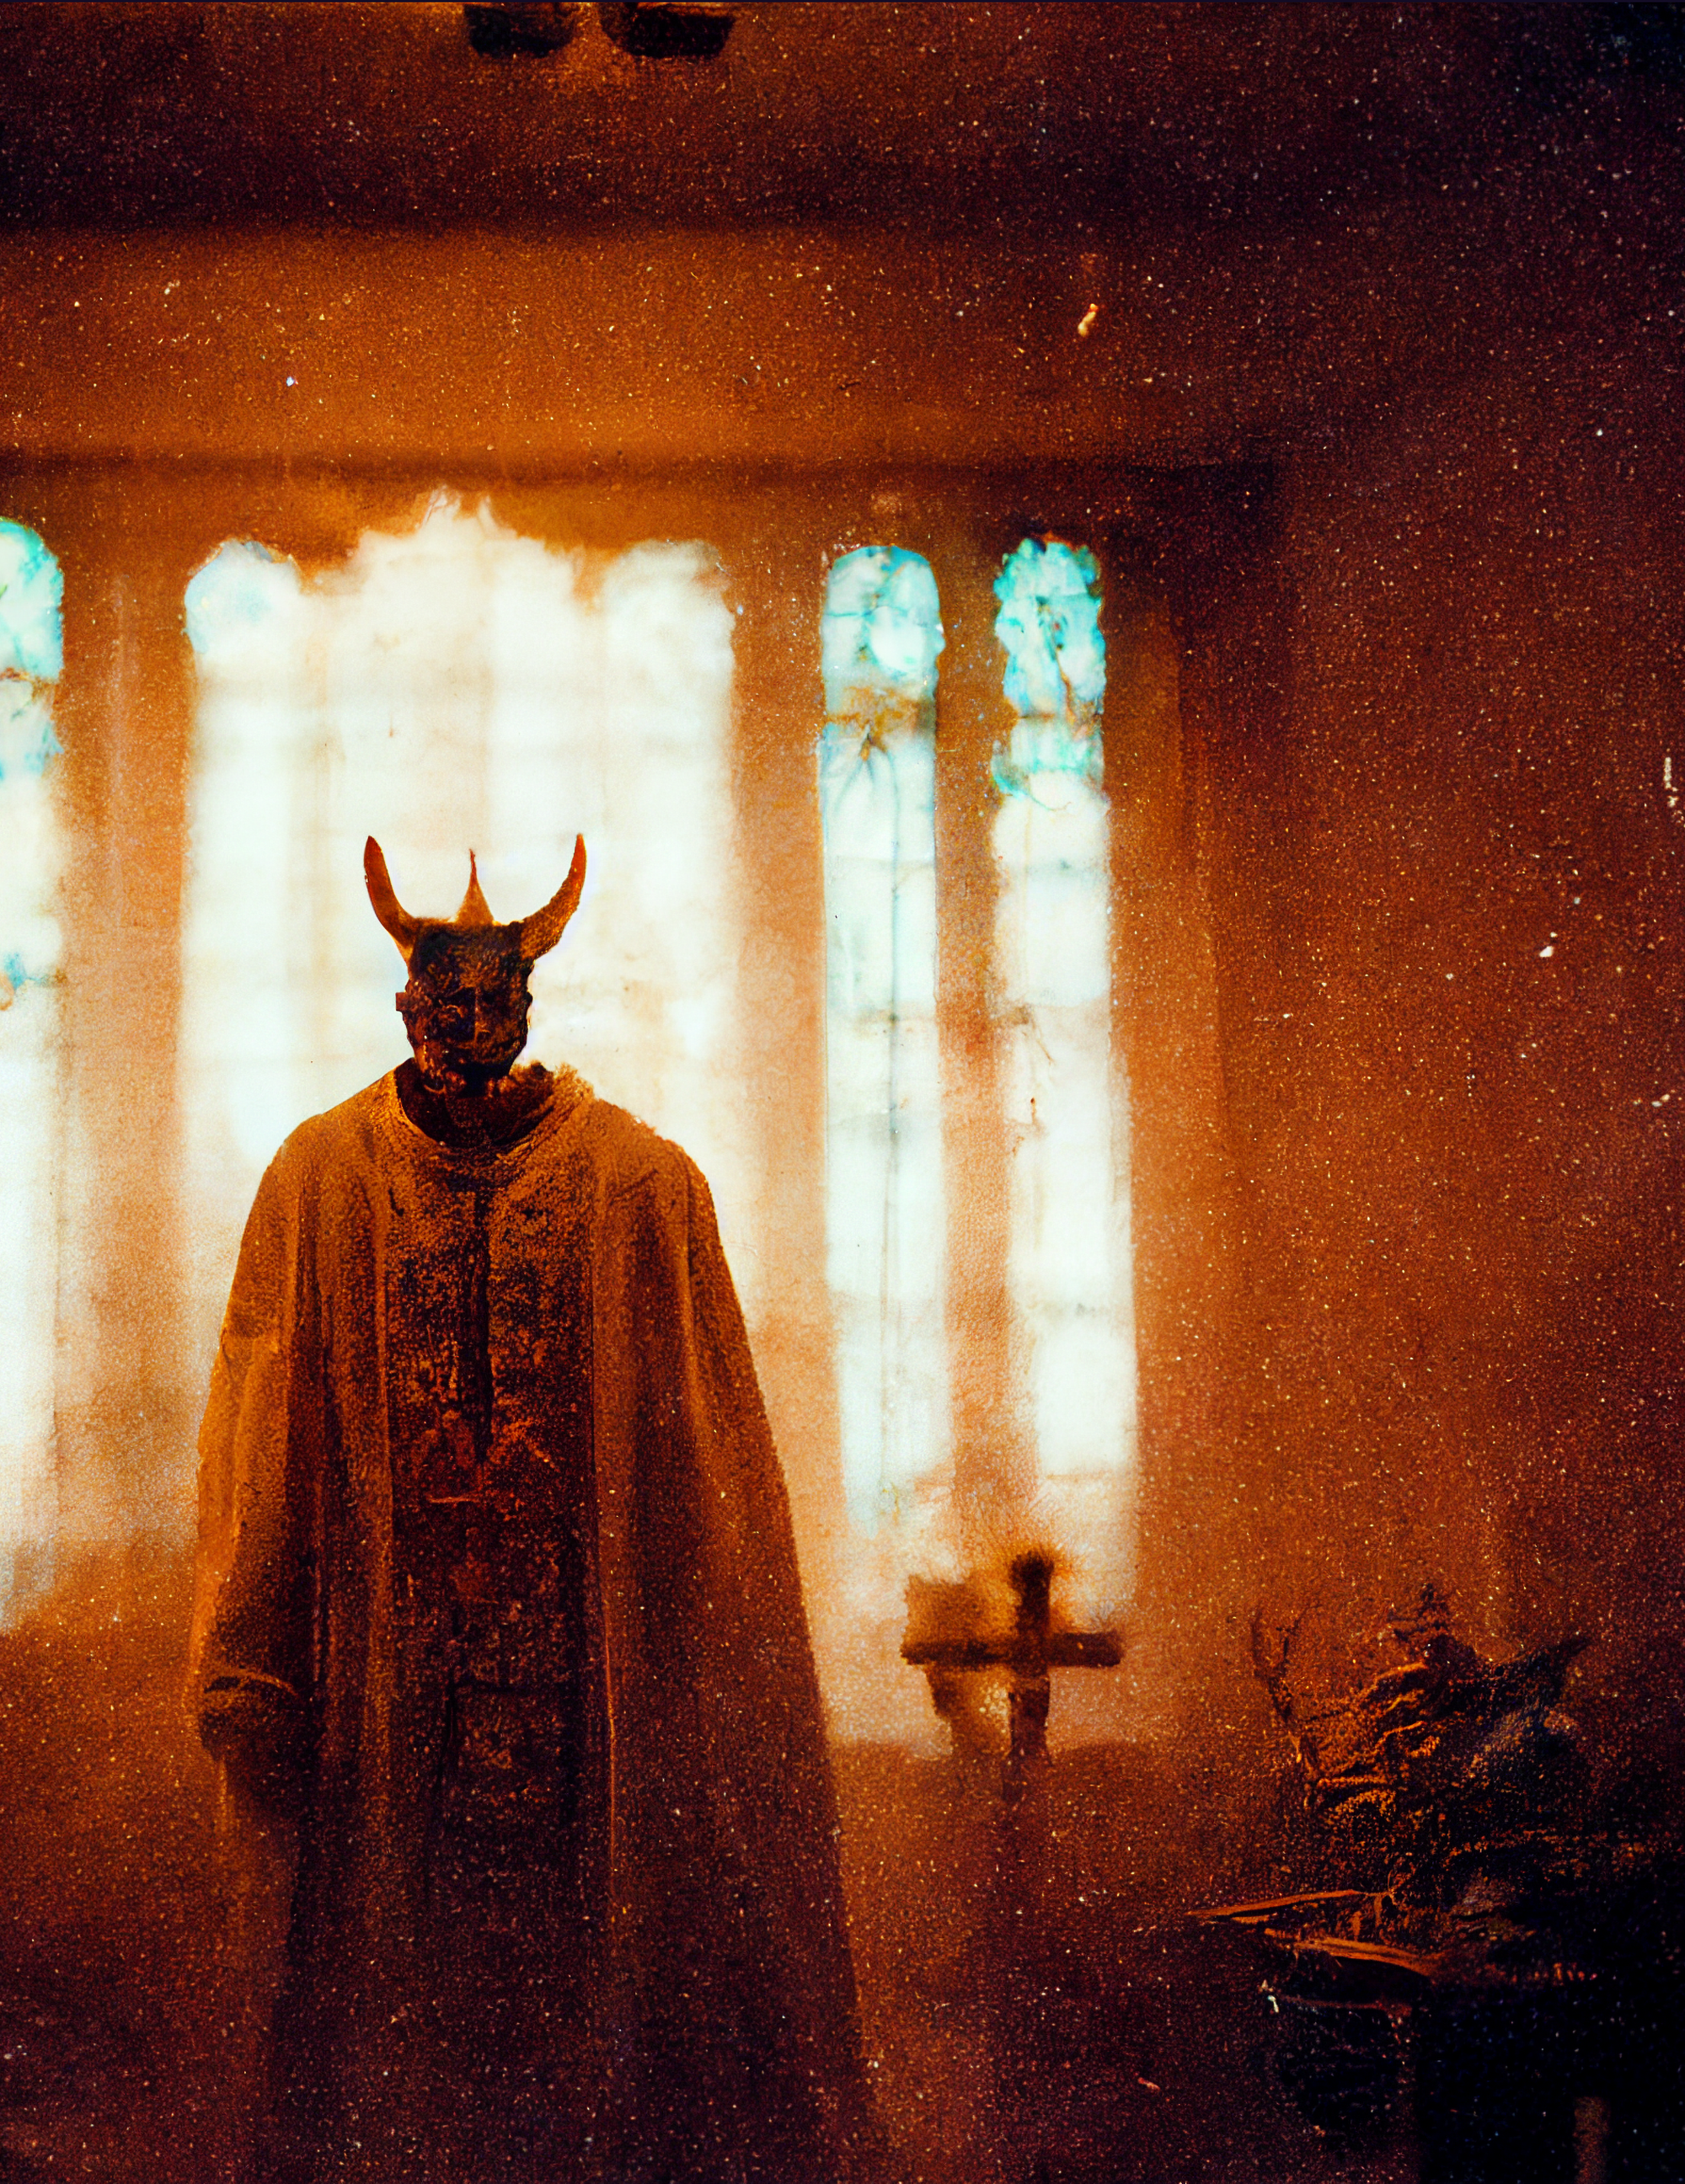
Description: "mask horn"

(365, 836), (421, 963)
(516, 835), (587, 961)
(456, 851), (495, 929)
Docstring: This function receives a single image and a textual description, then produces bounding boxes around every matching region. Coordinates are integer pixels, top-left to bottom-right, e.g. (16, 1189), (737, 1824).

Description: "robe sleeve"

(190, 1147), (322, 1810)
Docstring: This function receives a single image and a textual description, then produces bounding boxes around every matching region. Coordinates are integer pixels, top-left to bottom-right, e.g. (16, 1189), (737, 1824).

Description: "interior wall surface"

(1163, 323), (1685, 1796)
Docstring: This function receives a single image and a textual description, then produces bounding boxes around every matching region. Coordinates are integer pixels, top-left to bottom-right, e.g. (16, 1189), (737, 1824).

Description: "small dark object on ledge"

(597, 2), (733, 61)
(463, 4), (580, 60)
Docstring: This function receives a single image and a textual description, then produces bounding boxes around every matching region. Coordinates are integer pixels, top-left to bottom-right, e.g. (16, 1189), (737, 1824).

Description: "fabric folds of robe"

(192, 1071), (870, 2184)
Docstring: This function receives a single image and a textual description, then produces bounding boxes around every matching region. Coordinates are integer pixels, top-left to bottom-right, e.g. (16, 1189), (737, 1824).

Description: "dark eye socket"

(430, 986), (518, 1020)
(410, 973), (527, 1023)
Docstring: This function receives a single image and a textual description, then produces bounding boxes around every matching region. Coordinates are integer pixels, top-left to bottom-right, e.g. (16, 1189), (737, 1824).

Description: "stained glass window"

(0, 521), (65, 1612)
(819, 547), (949, 1533)
(992, 537), (1136, 1611)
(180, 504), (751, 1371)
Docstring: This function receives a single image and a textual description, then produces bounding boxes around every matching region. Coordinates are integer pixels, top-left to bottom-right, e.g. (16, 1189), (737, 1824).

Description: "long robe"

(193, 1068), (869, 2183)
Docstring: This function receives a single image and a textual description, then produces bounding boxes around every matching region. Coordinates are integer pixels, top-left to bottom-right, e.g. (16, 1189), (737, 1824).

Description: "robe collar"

(377, 1063), (594, 1177)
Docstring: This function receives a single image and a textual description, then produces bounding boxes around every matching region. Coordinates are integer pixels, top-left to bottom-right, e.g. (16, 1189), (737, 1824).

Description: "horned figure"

(192, 833), (868, 2184)
(364, 833), (585, 1140)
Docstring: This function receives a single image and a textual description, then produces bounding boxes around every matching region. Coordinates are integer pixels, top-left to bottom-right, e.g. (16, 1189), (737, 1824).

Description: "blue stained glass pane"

(0, 521), (64, 980)
(0, 951), (51, 999)
(0, 680), (61, 785)
(822, 547), (944, 718)
(0, 524), (63, 685)
(992, 536), (1105, 729)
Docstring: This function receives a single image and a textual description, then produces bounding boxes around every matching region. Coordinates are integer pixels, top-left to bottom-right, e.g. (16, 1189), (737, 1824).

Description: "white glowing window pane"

(821, 548), (944, 706)
(0, 522), (63, 685)
(821, 739), (940, 1021)
(992, 537), (1135, 1615)
(820, 547), (949, 1533)
(0, 522), (64, 1616)
(181, 505), (752, 1377)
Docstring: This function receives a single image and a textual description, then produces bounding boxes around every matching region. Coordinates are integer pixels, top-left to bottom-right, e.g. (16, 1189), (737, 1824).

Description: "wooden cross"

(901, 1551), (1122, 1800)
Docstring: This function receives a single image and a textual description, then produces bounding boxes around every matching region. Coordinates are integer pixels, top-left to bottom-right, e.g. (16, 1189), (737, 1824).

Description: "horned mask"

(364, 835), (586, 1094)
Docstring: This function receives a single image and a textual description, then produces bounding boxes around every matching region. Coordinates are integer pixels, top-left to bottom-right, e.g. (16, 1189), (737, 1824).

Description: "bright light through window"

(0, 521), (65, 1614)
(992, 538), (1136, 1615)
(819, 547), (949, 1535)
(180, 501), (751, 1377)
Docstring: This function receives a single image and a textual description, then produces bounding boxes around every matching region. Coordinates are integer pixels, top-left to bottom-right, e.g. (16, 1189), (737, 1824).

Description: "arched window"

(0, 521), (65, 1611)
(180, 503), (748, 1370)
(992, 538), (1136, 1609)
(819, 548), (949, 1533)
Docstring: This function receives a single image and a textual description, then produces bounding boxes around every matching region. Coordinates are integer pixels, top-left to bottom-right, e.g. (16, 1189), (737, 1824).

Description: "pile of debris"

(1242, 1585), (1610, 1975)
(1199, 1588), (1678, 2148)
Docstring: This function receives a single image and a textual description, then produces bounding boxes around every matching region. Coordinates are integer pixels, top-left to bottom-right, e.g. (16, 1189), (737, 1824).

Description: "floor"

(0, 1616), (1668, 2184)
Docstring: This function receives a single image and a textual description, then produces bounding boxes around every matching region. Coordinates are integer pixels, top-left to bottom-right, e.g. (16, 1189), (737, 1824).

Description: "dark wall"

(1145, 279), (1685, 1797)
